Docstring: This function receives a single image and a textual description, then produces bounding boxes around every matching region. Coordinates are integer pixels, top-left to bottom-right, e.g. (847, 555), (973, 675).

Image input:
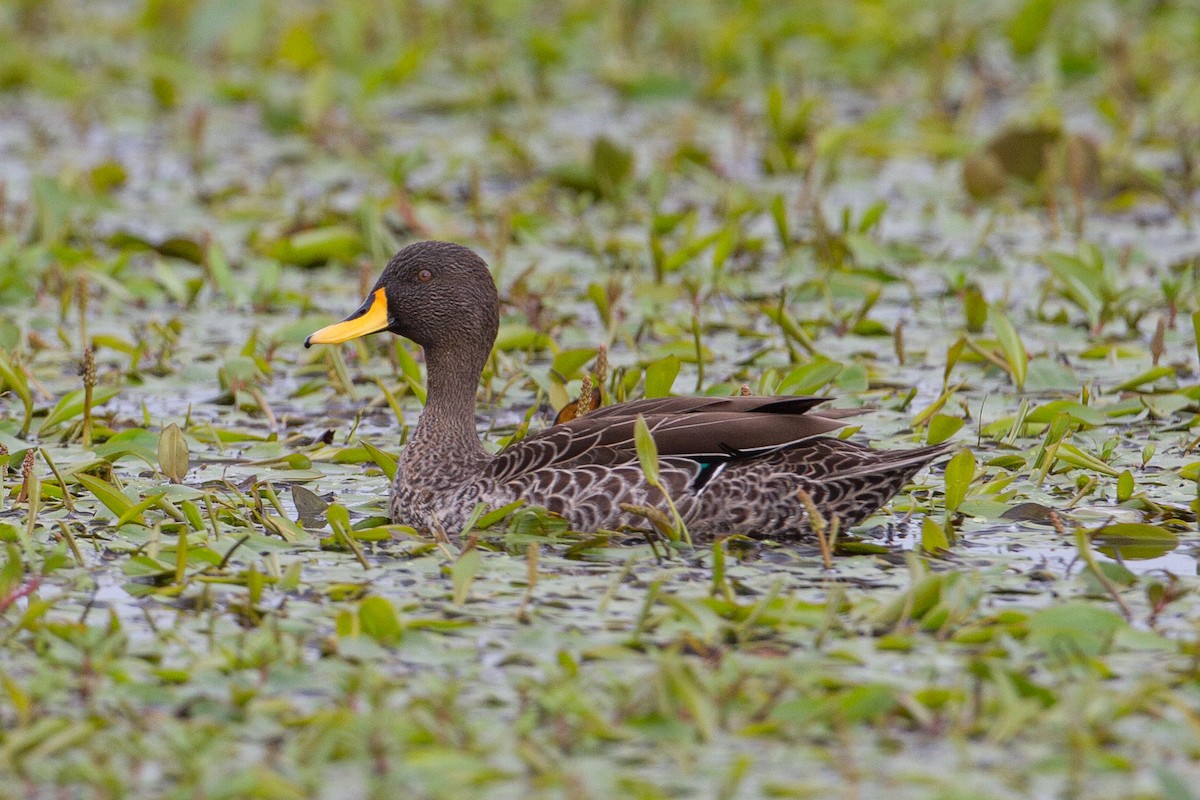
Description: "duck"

(305, 241), (947, 540)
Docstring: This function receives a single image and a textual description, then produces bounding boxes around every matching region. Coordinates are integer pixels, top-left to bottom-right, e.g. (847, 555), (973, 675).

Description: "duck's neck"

(407, 342), (489, 469)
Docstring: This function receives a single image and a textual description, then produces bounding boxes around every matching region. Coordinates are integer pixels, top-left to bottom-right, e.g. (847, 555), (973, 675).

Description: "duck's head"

(304, 241), (500, 353)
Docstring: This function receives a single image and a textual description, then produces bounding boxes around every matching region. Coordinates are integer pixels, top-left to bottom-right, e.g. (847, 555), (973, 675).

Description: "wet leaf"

(157, 424), (189, 483)
(633, 414), (660, 487)
(0, 353), (33, 435)
(989, 306), (1027, 390)
(1026, 603), (1125, 659)
(270, 226), (363, 267)
(358, 596), (403, 645)
(291, 485), (328, 523)
(358, 439), (398, 481)
(921, 516), (949, 553)
(1090, 523), (1177, 561)
(75, 474), (140, 523)
(643, 355), (679, 398)
(38, 387), (120, 434)
(926, 414), (963, 446)
(943, 449), (974, 514)
(452, 548), (481, 607)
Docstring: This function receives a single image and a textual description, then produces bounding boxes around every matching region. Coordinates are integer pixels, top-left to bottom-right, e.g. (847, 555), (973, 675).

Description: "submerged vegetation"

(1, 0), (1200, 797)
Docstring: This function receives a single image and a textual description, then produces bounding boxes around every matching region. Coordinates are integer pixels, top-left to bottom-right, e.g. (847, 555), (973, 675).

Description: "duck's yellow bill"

(304, 288), (389, 347)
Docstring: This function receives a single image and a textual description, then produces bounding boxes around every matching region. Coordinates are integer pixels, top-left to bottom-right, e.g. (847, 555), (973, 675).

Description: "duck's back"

(394, 396), (946, 539)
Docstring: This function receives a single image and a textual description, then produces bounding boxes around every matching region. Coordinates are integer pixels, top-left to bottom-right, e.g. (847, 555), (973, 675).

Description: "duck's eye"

(418, 269), (433, 282)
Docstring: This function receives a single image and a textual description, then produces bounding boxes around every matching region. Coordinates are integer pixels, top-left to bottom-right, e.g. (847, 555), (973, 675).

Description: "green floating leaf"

(326, 503), (351, 531)
(291, 484), (328, 522)
(943, 449), (975, 514)
(1006, 0), (1054, 57)
(96, 428), (160, 466)
(643, 355), (680, 398)
(1026, 603), (1125, 659)
(989, 306), (1027, 390)
(551, 348), (597, 382)
(1026, 401), (1105, 427)
(0, 352), (33, 435)
(778, 359), (842, 396)
(75, 473), (140, 523)
(494, 324), (550, 352)
(451, 548), (481, 607)
(1000, 502), (1055, 523)
(158, 424), (189, 483)
(591, 136), (634, 199)
(926, 414), (964, 446)
(1055, 442), (1120, 477)
(1193, 310), (1200, 371)
(358, 439), (398, 481)
(921, 516), (949, 553)
(1116, 470), (1134, 503)
(1111, 365), (1176, 393)
(1090, 522), (1177, 561)
(115, 491), (167, 528)
(39, 387), (120, 434)
(358, 596), (403, 645)
(270, 225), (363, 267)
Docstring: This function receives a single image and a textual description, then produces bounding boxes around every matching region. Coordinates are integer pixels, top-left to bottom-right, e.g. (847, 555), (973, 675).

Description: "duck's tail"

(690, 439), (951, 538)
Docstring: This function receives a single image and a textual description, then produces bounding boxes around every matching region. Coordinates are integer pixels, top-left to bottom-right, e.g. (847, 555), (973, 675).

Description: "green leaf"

(358, 596), (403, 645)
(550, 348), (597, 382)
(1116, 470), (1134, 503)
(921, 516), (949, 553)
(39, 387), (120, 434)
(494, 324), (552, 353)
(393, 341), (426, 403)
(326, 503), (351, 531)
(1110, 365), (1176, 392)
(1054, 442), (1120, 477)
(358, 439), (397, 481)
(943, 449), (975, 513)
(1027, 603), (1125, 659)
(1006, 0), (1055, 56)
(0, 352), (33, 435)
(836, 683), (898, 724)
(206, 241), (238, 299)
(75, 473), (138, 521)
(770, 194), (789, 246)
(157, 424), (189, 483)
(926, 414), (964, 446)
(944, 336), (967, 386)
(591, 136), (634, 199)
(778, 360), (842, 395)
(989, 306), (1027, 390)
(476, 499), (526, 529)
(1090, 522), (1177, 561)
(115, 491), (167, 528)
(962, 285), (988, 332)
(643, 355), (680, 398)
(219, 355), (260, 393)
(1193, 310), (1200, 371)
(291, 485), (328, 521)
(274, 225), (363, 267)
(452, 548), (481, 607)
(95, 428), (160, 465)
(1026, 401), (1105, 427)
(1044, 252), (1104, 329)
(633, 414), (660, 487)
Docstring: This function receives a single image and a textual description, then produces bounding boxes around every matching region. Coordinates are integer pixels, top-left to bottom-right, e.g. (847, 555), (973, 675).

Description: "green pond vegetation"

(2, 0), (1200, 797)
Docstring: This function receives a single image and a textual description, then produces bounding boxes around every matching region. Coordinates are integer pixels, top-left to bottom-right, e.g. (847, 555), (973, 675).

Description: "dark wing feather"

(580, 395), (832, 420)
(487, 395), (847, 482)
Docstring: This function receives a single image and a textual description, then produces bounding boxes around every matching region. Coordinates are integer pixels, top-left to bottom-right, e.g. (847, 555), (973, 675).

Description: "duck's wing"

(486, 395), (849, 483)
